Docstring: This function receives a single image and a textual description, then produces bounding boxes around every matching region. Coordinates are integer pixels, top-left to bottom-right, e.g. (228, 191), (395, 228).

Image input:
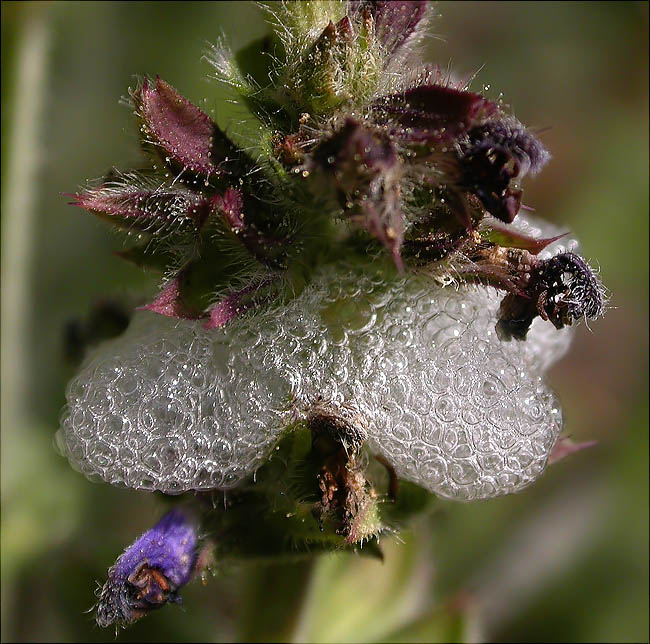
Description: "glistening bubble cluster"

(57, 258), (571, 500)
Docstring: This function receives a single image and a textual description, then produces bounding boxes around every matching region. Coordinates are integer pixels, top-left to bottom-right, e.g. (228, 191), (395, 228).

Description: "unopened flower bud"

(459, 119), (550, 222)
(133, 77), (238, 178)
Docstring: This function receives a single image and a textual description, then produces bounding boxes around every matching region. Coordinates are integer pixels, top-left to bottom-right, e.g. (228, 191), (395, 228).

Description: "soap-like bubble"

(57, 219), (574, 500)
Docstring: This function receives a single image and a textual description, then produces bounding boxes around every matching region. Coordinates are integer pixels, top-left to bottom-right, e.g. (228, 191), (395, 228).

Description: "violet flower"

(95, 508), (198, 628)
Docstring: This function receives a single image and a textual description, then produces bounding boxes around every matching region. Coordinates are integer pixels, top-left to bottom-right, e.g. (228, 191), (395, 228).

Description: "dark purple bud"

(536, 252), (605, 324)
(460, 119), (550, 222)
(310, 119), (404, 267)
(466, 119), (550, 176)
(373, 85), (496, 143)
(95, 508), (198, 628)
(134, 78), (236, 177)
(351, 1), (428, 54)
(461, 147), (521, 223)
(70, 181), (209, 233)
(138, 275), (203, 321)
(497, 251), (606, 340)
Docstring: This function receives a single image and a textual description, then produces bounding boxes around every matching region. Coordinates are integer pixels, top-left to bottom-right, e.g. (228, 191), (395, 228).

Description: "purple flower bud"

(466, 119), (550, 176)
(139, 275), (202, 321)
(205, 279), (273, 329)
(95, 508), (199, 628)
(459, 119), (550, 222)
(134, 77), (236, 178)
(351, 0), (428, 55)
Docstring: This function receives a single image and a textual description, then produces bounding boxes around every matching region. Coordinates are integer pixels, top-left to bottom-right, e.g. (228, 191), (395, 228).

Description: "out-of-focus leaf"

(290, 530), (433, 643)
(382, 606), (470, 643)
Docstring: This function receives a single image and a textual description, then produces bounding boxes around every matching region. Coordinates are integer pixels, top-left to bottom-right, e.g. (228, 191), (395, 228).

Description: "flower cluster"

(70, 0), (603, 337)
(60, 0), (606, 628)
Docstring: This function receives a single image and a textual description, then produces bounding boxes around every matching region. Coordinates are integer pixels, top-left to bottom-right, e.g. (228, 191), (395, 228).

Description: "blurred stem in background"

(2, 3), (48, 424)
(1, 2), (51, 635)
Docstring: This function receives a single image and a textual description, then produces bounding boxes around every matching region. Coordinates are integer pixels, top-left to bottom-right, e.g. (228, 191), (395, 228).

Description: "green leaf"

(382, 606), (470, 643)
(290, 530), (435, 643)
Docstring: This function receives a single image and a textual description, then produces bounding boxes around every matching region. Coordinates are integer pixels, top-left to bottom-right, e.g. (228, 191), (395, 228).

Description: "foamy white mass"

(57, 217), (576, 500)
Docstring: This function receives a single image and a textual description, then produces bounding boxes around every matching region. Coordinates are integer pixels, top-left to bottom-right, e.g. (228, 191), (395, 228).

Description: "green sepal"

(481, 225), (567, 255)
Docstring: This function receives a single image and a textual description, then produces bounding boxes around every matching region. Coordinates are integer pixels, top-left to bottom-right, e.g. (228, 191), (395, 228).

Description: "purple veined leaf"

(135, 77), (237, 177)
(373, 85), (497, 143)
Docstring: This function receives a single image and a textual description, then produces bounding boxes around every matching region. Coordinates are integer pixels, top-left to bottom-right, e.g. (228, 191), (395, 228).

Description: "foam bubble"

(57, 254), (572, 500)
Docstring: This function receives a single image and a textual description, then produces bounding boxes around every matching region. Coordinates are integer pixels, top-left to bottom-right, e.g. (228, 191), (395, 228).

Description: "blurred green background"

(1, 2), (648, 642)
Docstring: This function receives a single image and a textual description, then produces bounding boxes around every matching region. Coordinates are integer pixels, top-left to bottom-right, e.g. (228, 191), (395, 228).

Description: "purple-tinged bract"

(134, 77), (234, 177)
(373, 84), (495, 142)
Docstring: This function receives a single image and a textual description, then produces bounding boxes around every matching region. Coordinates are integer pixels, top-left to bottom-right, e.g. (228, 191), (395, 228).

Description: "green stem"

(0, 4), (51, 638)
